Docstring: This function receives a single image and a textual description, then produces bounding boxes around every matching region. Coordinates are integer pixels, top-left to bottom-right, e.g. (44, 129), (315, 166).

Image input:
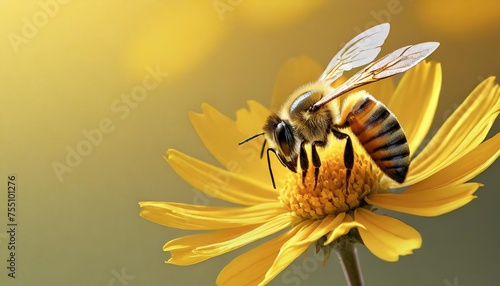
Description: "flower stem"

(336, 242), (364, 286)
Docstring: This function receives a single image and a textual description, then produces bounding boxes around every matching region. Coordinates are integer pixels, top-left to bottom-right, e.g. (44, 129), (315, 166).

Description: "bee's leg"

(259, 139), (267, 159)
(299, 141), (309, 186)
(311, 141), (322, 189)
(266, 148), (278, 189)
(332, 127), (354, 191)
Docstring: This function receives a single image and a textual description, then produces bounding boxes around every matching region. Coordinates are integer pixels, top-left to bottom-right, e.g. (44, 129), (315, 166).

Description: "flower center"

(279, 141), (385, 221)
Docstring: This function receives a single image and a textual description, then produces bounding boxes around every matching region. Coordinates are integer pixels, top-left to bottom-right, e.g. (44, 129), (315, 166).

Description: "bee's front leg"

(311, 141), (323, 189)
(332, 127), (354, 191)
(299, 141), (308, 186)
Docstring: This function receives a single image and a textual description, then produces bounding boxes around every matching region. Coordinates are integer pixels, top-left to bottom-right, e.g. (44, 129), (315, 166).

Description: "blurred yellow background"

(0, 1), (498, 285)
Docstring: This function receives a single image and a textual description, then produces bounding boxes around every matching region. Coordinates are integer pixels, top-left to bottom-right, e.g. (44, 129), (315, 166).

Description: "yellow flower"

(139, 58), (500, 285)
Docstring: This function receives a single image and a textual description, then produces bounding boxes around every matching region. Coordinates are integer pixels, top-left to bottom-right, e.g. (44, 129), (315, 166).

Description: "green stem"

(336, 242), (364, 286)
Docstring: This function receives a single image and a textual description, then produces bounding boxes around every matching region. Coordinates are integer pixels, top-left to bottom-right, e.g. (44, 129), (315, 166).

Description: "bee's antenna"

(239, 132), (274, 187)
(238, 132), (265, 145)
(266, 148), (277, 189)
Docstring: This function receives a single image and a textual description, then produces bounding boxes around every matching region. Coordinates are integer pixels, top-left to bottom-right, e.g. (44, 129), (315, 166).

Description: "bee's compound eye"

(275, 121), (293, 157)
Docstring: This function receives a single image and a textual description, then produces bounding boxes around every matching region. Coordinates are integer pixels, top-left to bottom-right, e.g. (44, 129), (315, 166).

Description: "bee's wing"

(312, 42), (440, 110)
(319, 23), (390, 85)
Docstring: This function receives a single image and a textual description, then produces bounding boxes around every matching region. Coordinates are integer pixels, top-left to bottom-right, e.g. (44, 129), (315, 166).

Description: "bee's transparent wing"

(319, 23), (390, 85)
(312, 42), (440, 110)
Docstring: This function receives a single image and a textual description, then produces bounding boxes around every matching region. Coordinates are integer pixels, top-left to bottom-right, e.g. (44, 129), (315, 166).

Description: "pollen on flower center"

(279, 142), (385, 221)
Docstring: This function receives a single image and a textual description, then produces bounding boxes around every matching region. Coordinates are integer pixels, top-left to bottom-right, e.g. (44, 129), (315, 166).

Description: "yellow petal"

(235, 100), (271, 136)
(355, 208), (422, 262)
(164, 225), (257, 265)
(194, 213), (291, 256)
(139, 201), (285, 230)
(189, 103), (274, 182)
(270, 56), (324, 110)
(323, 212), (347, 244)
(323, 213), (365, 245)
(404, 77), (499, 186)
(217, 225), (302, 286)
(406, 133), (500, 192)
(261, 216), (338, 285)
(366, 183), (481, 217)
(167, 149), (278, 205)
(387, 61), (442, 155)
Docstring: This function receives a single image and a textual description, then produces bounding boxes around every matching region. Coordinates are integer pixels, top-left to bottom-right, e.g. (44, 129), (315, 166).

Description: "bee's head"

(263, 114), (298, 173)
(238, 114), (299, 189)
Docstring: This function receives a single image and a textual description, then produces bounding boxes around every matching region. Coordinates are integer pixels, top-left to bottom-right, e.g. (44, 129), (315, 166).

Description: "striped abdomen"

(347, 95), (410, 183)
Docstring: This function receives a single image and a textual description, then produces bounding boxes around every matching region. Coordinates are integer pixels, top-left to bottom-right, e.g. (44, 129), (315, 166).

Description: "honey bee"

(240, 23), (439, 189)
